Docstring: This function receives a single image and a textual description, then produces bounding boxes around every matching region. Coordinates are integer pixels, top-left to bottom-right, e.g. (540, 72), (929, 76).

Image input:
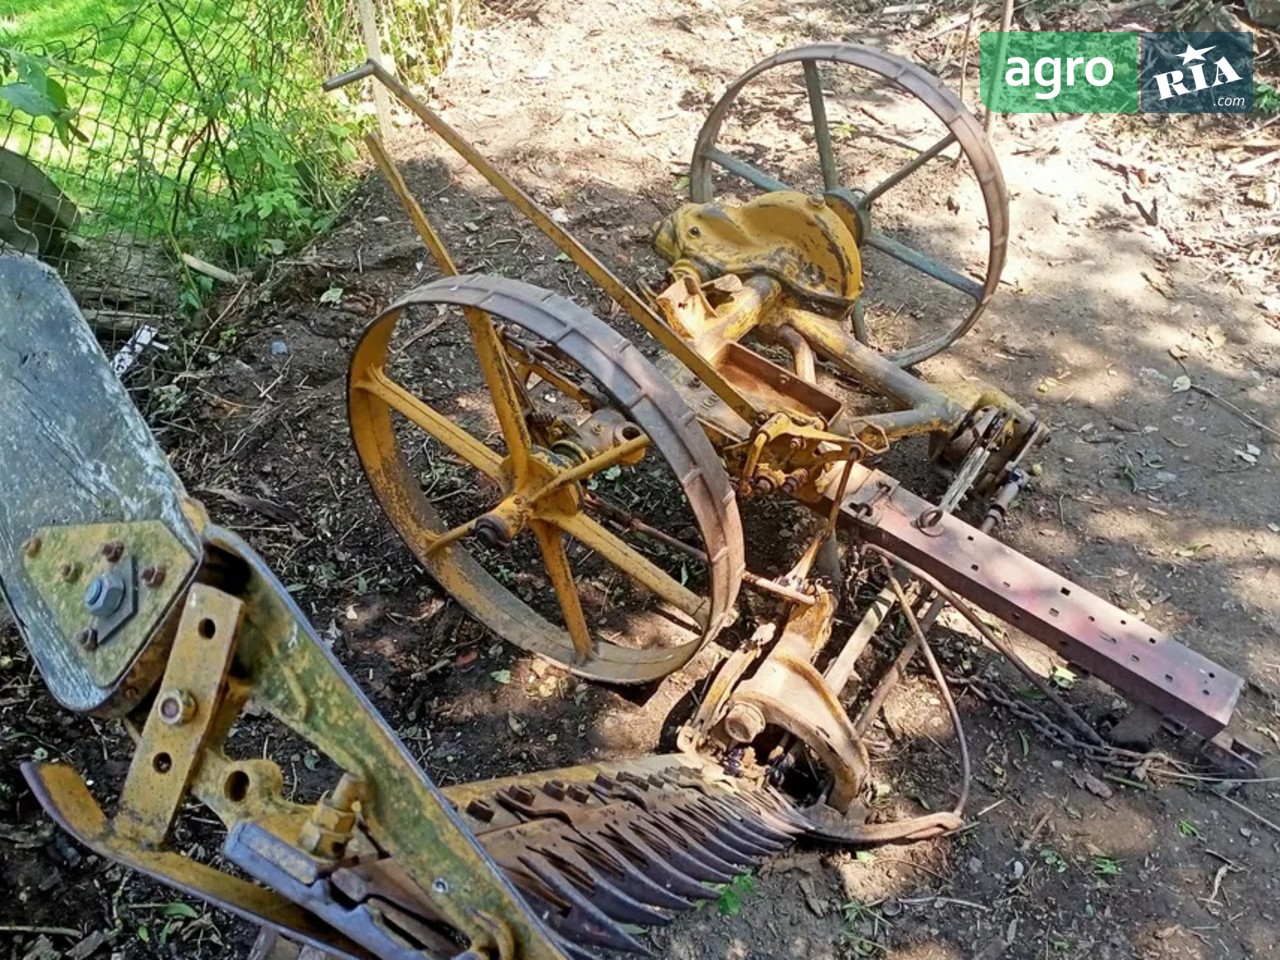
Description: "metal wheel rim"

(690, 42), (1008, 367)
(349, 274), (745, 684)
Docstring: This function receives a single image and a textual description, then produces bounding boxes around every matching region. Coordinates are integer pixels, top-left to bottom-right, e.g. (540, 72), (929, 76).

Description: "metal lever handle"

(323, 60), (376, 91)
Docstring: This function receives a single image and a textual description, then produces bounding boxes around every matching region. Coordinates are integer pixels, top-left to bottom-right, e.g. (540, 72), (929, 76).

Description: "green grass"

(0, 0), (137, 44)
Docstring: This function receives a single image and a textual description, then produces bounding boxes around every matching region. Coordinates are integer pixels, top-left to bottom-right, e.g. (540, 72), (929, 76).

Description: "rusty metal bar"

(782, 305), (969, 427)
(836, 467), (1243, 738)
(325, 61), (760, 426)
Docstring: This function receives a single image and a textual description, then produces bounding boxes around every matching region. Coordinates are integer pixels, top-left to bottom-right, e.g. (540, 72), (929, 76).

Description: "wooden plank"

(0, 257), (200, 713)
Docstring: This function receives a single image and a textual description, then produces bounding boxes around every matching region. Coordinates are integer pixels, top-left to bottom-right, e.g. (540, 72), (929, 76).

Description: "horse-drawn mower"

(0, 43), (1261, 960)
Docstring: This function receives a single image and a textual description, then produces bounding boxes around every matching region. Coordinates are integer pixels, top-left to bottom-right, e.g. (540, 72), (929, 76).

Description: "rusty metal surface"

(349, 273), (745, 683)
(654, 190), (863, 305)
(456, 761), (807, 954)
(20, 520), (197, 697)
(115, 584), (242, 842)
(837, 466), (1243, 738)
(721, 591), (870, 811)
(225, 823), (464, 960)
(0, 256), (201, 713)
(688, 43), (1009, 367)
(216, 526), (571, 958)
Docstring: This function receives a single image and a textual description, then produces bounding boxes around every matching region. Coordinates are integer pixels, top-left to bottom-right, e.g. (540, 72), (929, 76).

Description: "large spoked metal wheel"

(690, 43), (1008, 367)
(349, 274), (744, 684)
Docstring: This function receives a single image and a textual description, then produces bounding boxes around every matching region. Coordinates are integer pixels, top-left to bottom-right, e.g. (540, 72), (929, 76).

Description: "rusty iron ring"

(349, 274), (745, 684)
(689, 42), (1009, 368)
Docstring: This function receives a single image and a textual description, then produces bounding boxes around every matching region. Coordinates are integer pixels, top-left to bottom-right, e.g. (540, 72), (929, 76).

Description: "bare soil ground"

(4, 1), (1280, 959)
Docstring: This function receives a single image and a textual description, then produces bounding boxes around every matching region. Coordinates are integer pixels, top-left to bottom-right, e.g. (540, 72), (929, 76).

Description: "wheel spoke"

(529, 434), (649, 506)
(463, 305), (535, 483)
(530, 520), (594, 663)
(802, 60), (838, 191)
(356, 368), (504, 479)
(554, 512), (709, 625)
(865, 231), (984, 301)
(703, 147), (789, 193)
(421, 517), (477, 556)
(861, 131), (958, 206)
(503, 340), (598, 408)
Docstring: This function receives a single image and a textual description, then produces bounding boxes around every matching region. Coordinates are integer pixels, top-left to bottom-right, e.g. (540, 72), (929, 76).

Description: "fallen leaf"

(507, 713), (527, 734)
(490, 669), (512, 684)
(1171, 375), (1191, 393)
(319, 286), (343, 304)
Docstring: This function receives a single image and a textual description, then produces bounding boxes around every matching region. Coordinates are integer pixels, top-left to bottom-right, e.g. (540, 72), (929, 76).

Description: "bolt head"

(141, 564), (167, 588)
(22, 537), (41, 558)
(158, 689), (196, 726)
(101, 540), (124, 563)
(59, 561), (81, 582)
(76, 627), (99, 651)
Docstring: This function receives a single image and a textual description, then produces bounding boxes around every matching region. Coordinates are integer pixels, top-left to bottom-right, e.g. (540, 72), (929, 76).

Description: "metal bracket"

(842, 476), (898, 528)
(717, 592), (871, 812)
(116, 584), (243, 842)
(1200, 730), (1264, 779)
(20, 519), (197, 695)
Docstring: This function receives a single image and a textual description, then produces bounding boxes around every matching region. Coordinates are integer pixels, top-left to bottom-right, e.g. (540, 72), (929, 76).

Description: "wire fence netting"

(0, 0), (457, 350)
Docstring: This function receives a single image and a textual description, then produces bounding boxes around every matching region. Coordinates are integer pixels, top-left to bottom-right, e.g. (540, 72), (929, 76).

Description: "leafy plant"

(1039, 846), (1068, 874)
(0, 45), (95, 144)
(178, 272), (215, 319)
(1177, 818), (1201, 839)
(1092, 855), (1121, 877)
(1257, 82), (1280, 115)
(716, 873), (756, 916)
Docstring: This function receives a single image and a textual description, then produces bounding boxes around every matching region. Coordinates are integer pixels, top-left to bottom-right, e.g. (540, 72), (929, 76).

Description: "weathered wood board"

(0, 256), (199, 712)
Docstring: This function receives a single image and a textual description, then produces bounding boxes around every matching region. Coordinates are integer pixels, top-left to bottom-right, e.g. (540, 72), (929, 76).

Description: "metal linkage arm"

(25, 527), (571, 960)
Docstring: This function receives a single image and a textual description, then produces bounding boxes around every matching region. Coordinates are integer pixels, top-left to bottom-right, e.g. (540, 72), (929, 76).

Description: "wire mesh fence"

(0, 0), (455, 346)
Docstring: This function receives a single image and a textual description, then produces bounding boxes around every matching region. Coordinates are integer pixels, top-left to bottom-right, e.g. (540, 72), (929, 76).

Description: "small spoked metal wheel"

(690, 43), (1008, 367)
(349, 274), (744, 683)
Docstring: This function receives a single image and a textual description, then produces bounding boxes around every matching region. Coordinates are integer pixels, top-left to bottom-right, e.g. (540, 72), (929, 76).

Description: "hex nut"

(723, 701), (767, 744)
(84, 573), (126, 616)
